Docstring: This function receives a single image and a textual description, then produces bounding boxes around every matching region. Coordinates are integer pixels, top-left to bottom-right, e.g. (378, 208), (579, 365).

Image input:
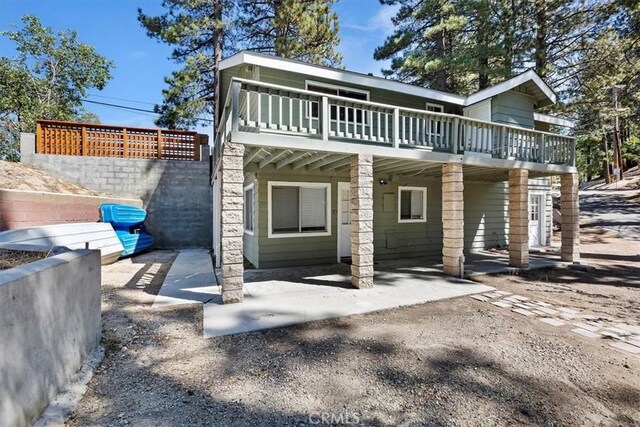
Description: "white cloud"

(343, 4), (399, 36)
(128, 51), (147, 59)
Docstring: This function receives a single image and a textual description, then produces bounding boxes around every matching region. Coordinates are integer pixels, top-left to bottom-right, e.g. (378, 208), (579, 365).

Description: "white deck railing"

(215, 78), (576, 167)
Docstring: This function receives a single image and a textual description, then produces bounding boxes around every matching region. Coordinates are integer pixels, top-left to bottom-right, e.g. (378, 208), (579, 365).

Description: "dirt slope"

(0, 160), (111, 196)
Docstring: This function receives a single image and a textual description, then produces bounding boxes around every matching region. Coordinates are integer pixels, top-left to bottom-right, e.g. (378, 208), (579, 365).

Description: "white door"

(338, 182), (352, 259)
(529, 195), (544, 247)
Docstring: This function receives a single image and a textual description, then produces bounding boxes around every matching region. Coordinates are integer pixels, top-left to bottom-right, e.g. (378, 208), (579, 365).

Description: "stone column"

(560, 173), (580, 262)
(350, 154), (374, 289)
(220, 142), (245, 303)
(508, 169), (529, 268)
(442, 163), (464, 277)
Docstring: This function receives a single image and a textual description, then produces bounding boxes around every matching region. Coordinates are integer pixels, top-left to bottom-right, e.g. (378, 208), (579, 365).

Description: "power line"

(80, 99), (214, 123)
(87, 93), (157, 106)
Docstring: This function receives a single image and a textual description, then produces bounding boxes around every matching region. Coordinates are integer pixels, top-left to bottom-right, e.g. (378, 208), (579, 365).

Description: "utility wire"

(87, 93), (157, 106)
(80, 99), (215, 123)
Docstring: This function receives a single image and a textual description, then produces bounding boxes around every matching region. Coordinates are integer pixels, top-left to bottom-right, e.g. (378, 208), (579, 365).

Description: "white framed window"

(305, 81), (369, 122)
(244, 183), (255, 235)
(398, 186), (427, 223)
(268, 181), (331, 238)
(426, 102), (444, 137)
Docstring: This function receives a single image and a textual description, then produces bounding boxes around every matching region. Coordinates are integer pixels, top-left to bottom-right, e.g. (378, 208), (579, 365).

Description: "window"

(244, 184), (254, 235)
(306, 81), (369, 122)
(426, 103), (444, 137)
(398, 186), (427, 223)
(268, 182), (331, 238)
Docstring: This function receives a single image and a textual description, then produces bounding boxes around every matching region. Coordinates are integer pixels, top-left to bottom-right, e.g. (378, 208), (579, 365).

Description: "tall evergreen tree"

(139, 0), (341, 129)
(235, 0), (342, 66)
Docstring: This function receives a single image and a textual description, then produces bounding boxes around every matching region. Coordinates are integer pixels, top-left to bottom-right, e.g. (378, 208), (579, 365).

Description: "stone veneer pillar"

(508, 169), (529, 268)
(442, 163), (464, 277)
(560, 173), (580, 262)
(350, 154), (374, 289)
(220, 142), (245, 303)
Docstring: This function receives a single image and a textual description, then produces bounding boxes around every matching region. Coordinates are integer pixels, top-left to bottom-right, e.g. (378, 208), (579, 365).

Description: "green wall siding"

(491, 91), (535, 129)
(242, 167), (552, 268)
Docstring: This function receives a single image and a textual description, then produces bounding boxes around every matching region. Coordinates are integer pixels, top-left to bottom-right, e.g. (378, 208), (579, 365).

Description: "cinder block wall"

(0, 248), (101, 426)
(20, 133), (212, 248)
(0, 189), (142, 231)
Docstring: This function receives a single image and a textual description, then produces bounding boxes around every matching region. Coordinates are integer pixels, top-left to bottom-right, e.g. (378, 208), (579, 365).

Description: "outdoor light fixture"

(379, 179), (388, 185)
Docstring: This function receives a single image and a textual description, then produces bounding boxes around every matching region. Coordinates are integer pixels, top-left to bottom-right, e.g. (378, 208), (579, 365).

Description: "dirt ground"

(66, 224), (639, 427)
(0, 160), (109, 195)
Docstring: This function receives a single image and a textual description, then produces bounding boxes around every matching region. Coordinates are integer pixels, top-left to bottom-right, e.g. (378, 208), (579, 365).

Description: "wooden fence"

(35, 120), (208, 161)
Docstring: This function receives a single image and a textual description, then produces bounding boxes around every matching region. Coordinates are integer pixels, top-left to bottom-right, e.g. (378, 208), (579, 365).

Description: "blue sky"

(0, 0), (397, 135)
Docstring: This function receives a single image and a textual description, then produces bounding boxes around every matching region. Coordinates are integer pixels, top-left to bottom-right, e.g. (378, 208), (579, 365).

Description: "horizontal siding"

(254, 171), (341, 269)
(491, 91), (535, 129)
(246, 168), (553, 268)
(373, 177), (442, 260)
(234, 66), (462, 114)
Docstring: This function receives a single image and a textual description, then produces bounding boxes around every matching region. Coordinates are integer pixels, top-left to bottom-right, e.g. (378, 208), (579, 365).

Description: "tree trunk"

(435, 26), (447, 91)
(534, 0), (547, 78)
(213, 0), (223, 128)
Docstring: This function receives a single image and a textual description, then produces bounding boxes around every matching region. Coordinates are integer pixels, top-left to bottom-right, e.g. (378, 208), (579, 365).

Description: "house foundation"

(442, 163), (464, 277)
(220, 142), (245, 303)
(560, 173), (580, 262)
(350, 154), (374, 288)
(508, 169), (529, 268)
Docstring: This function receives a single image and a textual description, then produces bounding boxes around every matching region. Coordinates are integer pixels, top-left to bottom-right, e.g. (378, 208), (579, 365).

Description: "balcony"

(215, 78), (575, 169)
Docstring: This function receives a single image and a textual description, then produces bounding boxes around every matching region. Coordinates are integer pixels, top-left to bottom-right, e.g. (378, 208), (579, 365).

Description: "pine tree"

(139, 0), (341, 129)
(235, 0), (342, 66)
(374, 0), (510, 93)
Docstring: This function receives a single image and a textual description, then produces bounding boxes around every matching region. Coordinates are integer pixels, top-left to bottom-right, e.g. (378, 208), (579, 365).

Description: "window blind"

(272, 186), (299, 233)
(300, 187), (327, 231)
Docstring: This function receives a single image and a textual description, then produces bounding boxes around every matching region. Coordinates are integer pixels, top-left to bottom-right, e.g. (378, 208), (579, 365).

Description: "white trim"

(464, 70), (556, 106)
(243, 183), (255, 236)
(305, 80), (370, 120)
(232, 131), (577, 175)
(267, 181), (332, 239)
(534, 113), (575, 128)
(220, 51), (467, 105)
(306, 80), (370, 98)
(398, 186), (427, 223)
(425, 102), (444, 112)
(337, 181), (350, 262)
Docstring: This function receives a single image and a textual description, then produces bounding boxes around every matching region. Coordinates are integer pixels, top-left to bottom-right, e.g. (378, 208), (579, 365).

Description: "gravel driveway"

(67, 233), (639, 426)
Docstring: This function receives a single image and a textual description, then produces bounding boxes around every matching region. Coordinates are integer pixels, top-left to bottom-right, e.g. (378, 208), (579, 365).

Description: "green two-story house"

(212, 51), (579, 304)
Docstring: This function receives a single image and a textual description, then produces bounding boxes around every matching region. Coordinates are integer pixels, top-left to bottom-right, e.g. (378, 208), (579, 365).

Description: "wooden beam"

(320, 158), (351, 172)
(276, 151), (309, 169)
(292, 152), (329, 170)
(244, 147), (265, 166)
(306, 154), (347, 171)
(259, 150), (290, 168)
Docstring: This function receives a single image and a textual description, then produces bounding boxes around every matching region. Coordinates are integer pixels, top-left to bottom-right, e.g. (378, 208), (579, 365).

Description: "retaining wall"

(20, 133), (213, 248)
(0, 248), (101, 427)
(0, 189), (142, 231)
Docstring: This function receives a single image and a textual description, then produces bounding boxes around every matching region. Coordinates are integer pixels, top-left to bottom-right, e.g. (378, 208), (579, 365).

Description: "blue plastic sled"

(99, 204), (154, 257)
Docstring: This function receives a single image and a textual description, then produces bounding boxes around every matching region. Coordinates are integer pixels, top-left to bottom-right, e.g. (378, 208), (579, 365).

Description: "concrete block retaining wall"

(0, 248), (101, 426)
(0, 189), (142, 231)
(20, 133), (212, 248)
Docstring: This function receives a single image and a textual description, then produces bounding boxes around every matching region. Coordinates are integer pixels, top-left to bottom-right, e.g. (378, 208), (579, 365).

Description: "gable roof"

(464, 70), (557, 107)
(220, 51), (557, 108)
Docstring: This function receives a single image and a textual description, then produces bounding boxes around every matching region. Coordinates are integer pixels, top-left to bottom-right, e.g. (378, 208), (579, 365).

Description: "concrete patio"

(202, 252), (564, 337)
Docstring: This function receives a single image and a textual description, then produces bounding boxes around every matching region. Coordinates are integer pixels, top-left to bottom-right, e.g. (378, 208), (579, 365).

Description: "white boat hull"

(0, 222), (124, 265)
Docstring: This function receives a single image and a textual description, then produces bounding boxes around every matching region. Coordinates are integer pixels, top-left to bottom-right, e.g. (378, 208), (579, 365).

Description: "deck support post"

(220, 142), (245, 303)
(350, 153), (374, 289)
(508, 169), (529, 268)
(442, 163), (464, 277)
(560, 173), (580, 262)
